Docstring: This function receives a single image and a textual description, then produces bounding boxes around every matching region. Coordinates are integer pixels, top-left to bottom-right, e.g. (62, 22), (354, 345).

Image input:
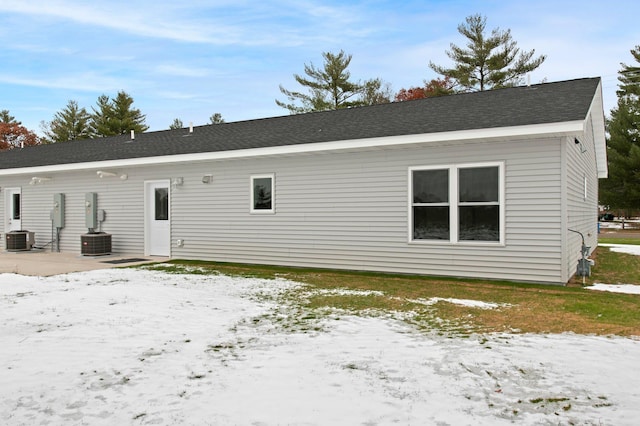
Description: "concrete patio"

(0, 250), (161, 276)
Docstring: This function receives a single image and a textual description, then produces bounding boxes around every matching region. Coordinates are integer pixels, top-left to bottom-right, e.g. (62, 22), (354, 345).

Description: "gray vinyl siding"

(2, 168), (157, 254)
(169, 137), (564, 283)
(564, 113), (600, 281)
(1, 136), (565, 283)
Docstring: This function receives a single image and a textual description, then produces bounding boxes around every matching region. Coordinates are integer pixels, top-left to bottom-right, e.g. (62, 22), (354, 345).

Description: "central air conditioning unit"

(5, 231), (35, 251)
(81, 232), (112, 256)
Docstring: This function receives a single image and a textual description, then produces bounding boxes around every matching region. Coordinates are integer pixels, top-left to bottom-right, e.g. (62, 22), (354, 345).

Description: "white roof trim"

(586, 81), (608, 178)
(0, 120), (585, 176)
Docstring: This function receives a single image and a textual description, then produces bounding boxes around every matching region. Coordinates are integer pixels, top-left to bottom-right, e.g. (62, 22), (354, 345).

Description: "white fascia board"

(0, 121), (585, 176)
(586, 81), (608, 178)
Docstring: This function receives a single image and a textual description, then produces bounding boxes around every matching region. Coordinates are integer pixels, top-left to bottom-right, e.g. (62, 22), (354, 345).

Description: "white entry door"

(4, 187), (22, 232)
(145, 180), (171, 256)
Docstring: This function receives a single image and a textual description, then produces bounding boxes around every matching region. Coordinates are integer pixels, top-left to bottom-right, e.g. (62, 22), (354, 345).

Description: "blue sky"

(1, 0), (639, 134)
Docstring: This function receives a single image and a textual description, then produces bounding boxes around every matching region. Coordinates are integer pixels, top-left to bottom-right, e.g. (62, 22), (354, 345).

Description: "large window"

(251, 174), (275, 214)
(412, 169), (450, 240)
(410, 163), (503, 244)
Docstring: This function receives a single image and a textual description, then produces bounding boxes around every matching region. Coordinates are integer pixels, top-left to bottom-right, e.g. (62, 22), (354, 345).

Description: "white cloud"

(0, 0), (242, 44)
(155, 64), (211, 78)
(0, 72), (127, 92)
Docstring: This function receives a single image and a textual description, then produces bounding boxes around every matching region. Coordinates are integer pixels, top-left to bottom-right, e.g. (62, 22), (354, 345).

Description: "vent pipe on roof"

(130, 130), (135, 140)
(189, 122), (193, 133)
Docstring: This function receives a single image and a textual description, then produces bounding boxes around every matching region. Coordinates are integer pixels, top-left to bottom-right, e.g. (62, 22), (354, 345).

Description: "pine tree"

(91, 91), (148, 137)
(91, 94), (115, 137)
(169, 118), (184, 130)
(0, 110), (17, 124)
(42, 100), (92, 143)
(360, 78), (393, 106)
(209, 113), (225, 124)
(276, 51), (391, 113)
(276, 50), (365, 113)
(429, 14), (546, 92)
(600, 46), (640, 215)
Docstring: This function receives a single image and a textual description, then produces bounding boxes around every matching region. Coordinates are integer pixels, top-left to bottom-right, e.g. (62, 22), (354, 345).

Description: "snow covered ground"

(598, 219), (640, 230)
(599, 243), (640, 256)
(1, 268), (639, 425)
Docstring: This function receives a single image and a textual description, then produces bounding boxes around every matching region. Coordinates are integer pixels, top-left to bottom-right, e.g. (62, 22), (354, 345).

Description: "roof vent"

(189, 122), (193, 133)
(131, 130), (135, 140)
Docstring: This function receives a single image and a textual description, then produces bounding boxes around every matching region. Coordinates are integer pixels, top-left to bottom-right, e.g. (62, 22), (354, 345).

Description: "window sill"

(408, 239), (505, 247)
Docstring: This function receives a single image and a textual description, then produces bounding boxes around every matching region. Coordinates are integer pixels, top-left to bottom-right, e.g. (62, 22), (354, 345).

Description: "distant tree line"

(38, 91), (148, 144)
(0, 13), (550, 150)
(276, 14), (546, 111)
(2, 14), (546, 150)
(0, 110), (39, 150)
(599, 45), (640, 217)
(169, 113), (225, 130)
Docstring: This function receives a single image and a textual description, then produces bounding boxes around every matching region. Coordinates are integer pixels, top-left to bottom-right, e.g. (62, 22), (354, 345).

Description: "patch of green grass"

(589, 247), (640, 284)
(546, 397), (570, 403)
(141, 263), (219, 275)
(598, 238), (640, 245)
(145, 257), (640, 336)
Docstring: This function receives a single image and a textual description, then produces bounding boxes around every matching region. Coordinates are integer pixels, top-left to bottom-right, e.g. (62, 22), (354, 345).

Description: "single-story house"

(0, 77), (606, 284)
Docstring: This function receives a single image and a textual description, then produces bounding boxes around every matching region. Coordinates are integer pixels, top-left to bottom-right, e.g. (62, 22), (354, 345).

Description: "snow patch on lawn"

(309, 288), (385, 297)
(410, 297), (508, 309)
(1, 268), (639, 425)
(599, 243), (640, 256)
(587, 283), (640, 295)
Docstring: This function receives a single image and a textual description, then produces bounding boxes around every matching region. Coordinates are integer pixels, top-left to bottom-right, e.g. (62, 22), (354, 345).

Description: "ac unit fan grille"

(81, 233), (112, 256)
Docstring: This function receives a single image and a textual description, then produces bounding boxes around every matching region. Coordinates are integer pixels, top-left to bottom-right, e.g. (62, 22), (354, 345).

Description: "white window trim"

(250, 173), (275, 214)
(408, 161), (505, 246)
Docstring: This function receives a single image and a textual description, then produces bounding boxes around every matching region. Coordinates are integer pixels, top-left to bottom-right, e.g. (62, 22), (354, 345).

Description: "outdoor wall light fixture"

(202, 174), (213, 184)
(171, 177), (184, 189)
(29, 177), (52, 185)
(574, 138), (587, 154)
(97, 170), (128, 180)
(96, 170), (117, 178)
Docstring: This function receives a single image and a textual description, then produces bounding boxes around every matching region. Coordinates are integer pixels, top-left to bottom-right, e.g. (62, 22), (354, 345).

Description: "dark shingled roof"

(0, 78), (600, 170)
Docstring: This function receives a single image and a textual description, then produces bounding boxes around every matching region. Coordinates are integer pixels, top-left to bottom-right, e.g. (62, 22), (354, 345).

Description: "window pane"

(459, 205), (499, 241)
(413, 206), (449, 240)
(459, 167), (498, 202)
(413, 169), (448, 203)
(155, 188), (169, 221)
(253, 177), (272, 210)
(12, 193), (20, 220)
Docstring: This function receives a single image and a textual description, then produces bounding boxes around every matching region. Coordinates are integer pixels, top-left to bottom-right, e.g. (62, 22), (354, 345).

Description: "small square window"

(251, 174), (275, 214)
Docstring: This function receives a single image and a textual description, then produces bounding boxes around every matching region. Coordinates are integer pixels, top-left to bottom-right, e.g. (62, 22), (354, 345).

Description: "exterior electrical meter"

(85, 192), (98, 230)
(52, 193), (65, 228)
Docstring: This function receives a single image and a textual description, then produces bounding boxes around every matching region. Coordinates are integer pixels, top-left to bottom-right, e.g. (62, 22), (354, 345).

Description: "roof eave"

(0, 120), (586, 176)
